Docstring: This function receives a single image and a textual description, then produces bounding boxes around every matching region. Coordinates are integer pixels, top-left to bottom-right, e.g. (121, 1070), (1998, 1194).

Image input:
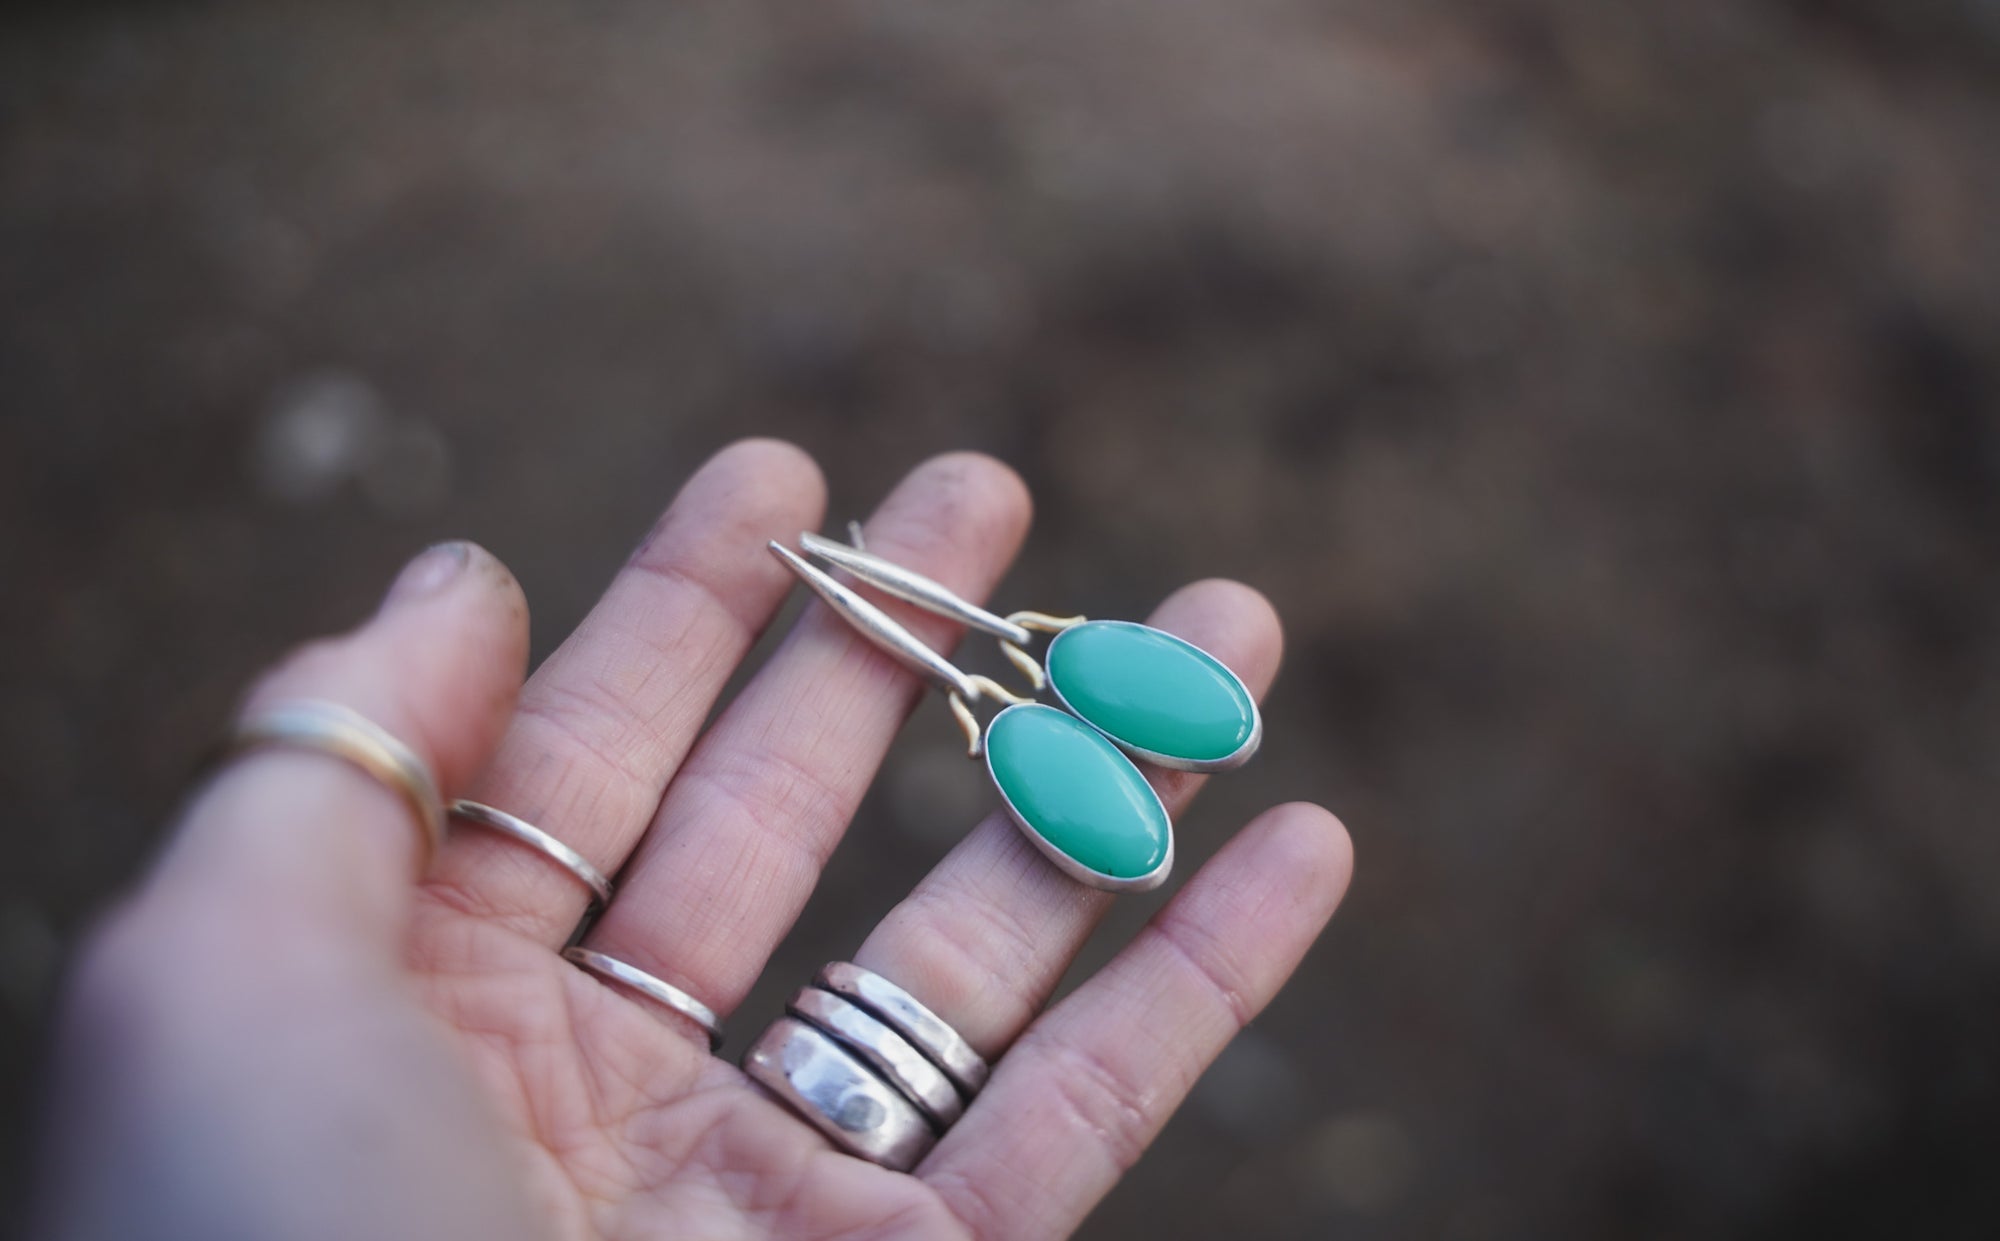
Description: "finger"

(849, 578), (1284, 1057)
(581, 452), (1033, 1022)
(50, 544), (543, 1241)
(154, 541), (530, 943)
(920, 802), (1353, 1238)
(421, 439), (826, 943)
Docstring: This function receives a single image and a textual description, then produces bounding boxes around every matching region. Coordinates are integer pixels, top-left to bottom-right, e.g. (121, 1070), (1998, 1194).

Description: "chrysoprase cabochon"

(1045, 620), (1261, 772)
(983, 704), (1174, 891)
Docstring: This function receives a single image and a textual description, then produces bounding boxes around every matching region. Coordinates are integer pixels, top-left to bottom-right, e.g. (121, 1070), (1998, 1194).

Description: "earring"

(771, 526), (1261, 893)
(800, 527), (1261, 774)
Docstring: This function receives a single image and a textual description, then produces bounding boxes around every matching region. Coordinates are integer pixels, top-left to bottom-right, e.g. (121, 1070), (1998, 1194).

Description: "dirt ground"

(4, 1), (1998, 1237)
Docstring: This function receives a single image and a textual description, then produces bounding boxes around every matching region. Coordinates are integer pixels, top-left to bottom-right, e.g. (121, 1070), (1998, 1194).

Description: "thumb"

(150, 540), (530, 942)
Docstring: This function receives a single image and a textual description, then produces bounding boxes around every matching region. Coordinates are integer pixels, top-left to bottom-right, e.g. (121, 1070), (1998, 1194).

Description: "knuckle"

(923, 1168), (1005, 1241)
(1032, 1037), (1158, 1174)
(685, 746), (848, 851)
(511, 683), (658, 792)
(1152, 912), (1257, 1030)
(621, 549), (761, 641)
(896, 882), (1043, 1017)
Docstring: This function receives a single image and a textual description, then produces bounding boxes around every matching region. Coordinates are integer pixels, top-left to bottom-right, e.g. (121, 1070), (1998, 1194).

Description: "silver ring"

(742, 962), (992, 1171)
(743, 1018), (937, 1172)
(225, 700), (445, 865)
(450, 799), (613, 908)
(786, 988), (964, 1129)
(562, 947), (723, 1051)
(815, 962), (989, 1099)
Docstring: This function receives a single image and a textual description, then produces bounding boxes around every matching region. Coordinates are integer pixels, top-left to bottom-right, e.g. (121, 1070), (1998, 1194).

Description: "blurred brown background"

(4, 1), (1999, 1237)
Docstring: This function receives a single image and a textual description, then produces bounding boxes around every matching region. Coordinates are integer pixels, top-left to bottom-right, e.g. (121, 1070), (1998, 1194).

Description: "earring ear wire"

(797, 529), (1084, 693)
(768, 541), (1031, 756)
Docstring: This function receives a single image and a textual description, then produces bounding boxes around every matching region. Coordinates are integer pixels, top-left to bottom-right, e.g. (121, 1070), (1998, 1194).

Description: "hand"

(36, 443), (1352, 1241)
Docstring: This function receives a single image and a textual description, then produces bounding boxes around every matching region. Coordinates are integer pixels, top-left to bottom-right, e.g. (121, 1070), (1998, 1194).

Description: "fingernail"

(382, 541), (469, 609)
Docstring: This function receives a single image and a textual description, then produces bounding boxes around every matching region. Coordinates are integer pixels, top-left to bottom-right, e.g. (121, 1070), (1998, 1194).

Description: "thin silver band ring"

(563, 947), (724, 1051)
(225, 700), (445, 865)
(450, 799), (613, 908)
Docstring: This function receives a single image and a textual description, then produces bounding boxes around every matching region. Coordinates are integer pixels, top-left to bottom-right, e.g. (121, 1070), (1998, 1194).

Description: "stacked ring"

(744, 1019), (936, 1170)
(743, 962), (989, 1172)
(815, 962), (988, 1098)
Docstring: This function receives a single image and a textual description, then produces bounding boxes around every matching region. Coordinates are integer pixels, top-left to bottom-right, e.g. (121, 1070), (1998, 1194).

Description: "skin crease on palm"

(34, 442), (1354, 1241)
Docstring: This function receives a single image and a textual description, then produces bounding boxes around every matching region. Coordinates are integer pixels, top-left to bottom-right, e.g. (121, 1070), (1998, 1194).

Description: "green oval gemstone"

(1046, 621), (1258, 767)
(984, 704), (1172, 887)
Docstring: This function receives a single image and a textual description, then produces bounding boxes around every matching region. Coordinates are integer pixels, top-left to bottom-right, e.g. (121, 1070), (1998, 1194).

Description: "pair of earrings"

(772, 526), (1260, 892)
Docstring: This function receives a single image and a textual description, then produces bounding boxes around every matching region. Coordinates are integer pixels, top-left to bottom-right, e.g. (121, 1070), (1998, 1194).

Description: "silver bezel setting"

(1044, 620), (1263, 773)
(982, 703), (1175, 894)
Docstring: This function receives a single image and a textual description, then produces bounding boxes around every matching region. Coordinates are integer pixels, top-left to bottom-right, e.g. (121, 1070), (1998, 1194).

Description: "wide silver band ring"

(743, 962), (991, 1171)
(563, 947), (724, 1051)
(743, 1018), (938, 1172)
(450, 799), (613, 908)
(815, 962), (989, 1098)
(225, 700), (445, 865)
(787, 988), (964, 1128)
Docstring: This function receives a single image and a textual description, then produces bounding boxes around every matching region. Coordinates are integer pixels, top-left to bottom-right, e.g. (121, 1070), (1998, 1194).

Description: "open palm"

(41, 443), (1351, 1241)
